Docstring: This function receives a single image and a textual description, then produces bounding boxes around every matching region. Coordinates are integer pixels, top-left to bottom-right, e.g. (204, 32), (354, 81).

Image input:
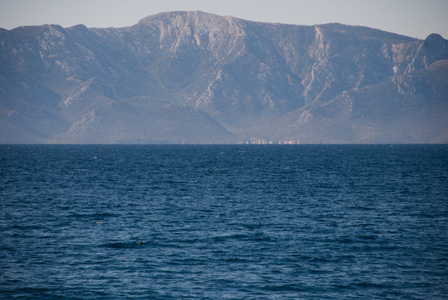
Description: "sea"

(1, 144), (447, 299)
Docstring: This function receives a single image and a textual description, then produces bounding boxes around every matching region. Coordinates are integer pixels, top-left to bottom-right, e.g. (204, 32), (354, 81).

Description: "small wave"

(212, 234), (247, 242)
(351, 282), (390, 288)
(71, 212), (116, 217)
(212, 232), (273, 242)
(225, 257), (252, 263)
(101, 241), (148, 249)
(261, 284), (306, 292)
(11, 224), (42, 230)
(358, 235), (377, 240)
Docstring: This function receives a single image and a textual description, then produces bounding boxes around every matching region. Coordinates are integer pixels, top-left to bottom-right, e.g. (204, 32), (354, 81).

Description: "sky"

(0, 0), (447, 39)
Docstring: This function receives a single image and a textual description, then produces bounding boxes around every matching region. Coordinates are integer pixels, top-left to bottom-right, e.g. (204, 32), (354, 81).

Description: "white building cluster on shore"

(240, 138), (300, 145)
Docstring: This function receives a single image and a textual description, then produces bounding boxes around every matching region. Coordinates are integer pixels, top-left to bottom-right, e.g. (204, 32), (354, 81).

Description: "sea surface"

(1, 144), (447, 299)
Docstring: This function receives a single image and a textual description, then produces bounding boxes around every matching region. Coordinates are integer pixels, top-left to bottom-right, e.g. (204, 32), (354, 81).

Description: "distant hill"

(1, 11), (447, 143)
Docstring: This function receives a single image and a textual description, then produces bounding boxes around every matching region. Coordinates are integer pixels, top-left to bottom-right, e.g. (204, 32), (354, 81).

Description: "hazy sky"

(0, 0), (447, 39)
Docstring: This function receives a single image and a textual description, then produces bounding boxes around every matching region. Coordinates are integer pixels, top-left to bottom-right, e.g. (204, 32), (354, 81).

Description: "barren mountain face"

(1, 11), (447, 143)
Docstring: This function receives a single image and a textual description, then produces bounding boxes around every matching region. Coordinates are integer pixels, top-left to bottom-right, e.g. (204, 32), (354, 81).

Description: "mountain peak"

(424, 33), (446, 46)
(137, 11), (225, 26)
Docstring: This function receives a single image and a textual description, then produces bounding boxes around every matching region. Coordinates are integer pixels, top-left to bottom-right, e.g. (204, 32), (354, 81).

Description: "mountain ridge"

(1, 11), (447, 143)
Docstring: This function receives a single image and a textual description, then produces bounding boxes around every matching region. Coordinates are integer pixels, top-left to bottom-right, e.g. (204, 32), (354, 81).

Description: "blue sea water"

(1, 144), (447, 299)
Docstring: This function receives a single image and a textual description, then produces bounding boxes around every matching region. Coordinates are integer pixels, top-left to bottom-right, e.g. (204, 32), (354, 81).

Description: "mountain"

(1, 11), (447, 144)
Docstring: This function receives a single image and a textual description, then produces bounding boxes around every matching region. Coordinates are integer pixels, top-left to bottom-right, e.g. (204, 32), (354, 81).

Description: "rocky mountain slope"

(1, 11), (447, 143)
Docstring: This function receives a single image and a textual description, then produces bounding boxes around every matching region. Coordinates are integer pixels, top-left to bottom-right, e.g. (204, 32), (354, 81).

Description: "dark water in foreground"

(1, 145), (447, 299)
